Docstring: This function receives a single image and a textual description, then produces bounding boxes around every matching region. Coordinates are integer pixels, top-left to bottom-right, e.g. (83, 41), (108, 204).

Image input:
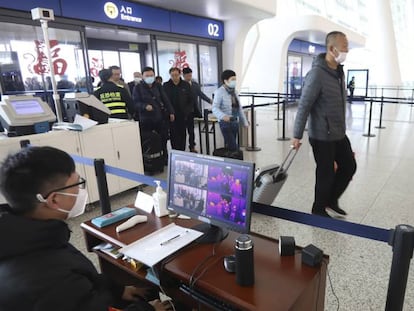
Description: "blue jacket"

(293, 53), (347, 141)
(212, 85), (248, 126)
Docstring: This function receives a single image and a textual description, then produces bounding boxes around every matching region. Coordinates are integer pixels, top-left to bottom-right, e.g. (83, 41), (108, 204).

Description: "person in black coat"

(94, 69), (134, 120)
(0, 146), (171, 311)
(133, 67), (175, 164)
(163, 67), (193, 151)
(182, 67), (212, 152)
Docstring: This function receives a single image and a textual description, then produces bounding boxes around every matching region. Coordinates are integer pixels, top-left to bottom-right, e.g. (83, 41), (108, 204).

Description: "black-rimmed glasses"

(43, 177), (86, 199)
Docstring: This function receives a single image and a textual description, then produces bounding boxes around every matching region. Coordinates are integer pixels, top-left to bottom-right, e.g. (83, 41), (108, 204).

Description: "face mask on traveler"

(55, 188), (88, 219)
(334, 48), (347, 64)
(144, 76), (155, 84)
(134, 77), (142, 83)
(226, 80), (237, 89)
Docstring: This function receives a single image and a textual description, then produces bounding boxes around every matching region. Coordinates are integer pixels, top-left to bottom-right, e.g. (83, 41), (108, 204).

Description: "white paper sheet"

(134, 191), (154, 213)
(119, 223), (203, 267)
(74, 114), (97, 130)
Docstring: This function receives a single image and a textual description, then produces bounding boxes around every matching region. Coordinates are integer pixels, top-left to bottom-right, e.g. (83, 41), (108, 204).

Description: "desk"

(81, 211), (328, 310)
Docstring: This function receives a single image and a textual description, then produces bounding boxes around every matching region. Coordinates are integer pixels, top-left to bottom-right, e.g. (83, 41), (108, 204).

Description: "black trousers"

(186, 116), (196, 150)
(309, 136), (356, 212)
(170, 117), (187, 151)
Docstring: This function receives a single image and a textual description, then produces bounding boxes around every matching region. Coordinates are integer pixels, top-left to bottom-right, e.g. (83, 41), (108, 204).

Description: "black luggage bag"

(212, 148), (244, 160)
(141, 130), (164, 174)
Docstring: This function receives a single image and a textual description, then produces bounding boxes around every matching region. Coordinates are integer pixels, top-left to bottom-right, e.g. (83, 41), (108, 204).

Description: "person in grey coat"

(292, 31), (357, 218)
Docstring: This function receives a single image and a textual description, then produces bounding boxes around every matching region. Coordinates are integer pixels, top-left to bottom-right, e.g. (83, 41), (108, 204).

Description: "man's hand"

(169, 114), (175, 122)
(121, 285), (151, 301)
(145, 104), (153, 111)
(222, 115), (230, 122)
(149, 299), (173, 311)
(291, 138), (302, 150)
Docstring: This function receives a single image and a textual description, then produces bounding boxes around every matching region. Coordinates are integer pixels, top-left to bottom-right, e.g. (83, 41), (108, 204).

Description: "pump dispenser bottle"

(153, 180), (168, 217)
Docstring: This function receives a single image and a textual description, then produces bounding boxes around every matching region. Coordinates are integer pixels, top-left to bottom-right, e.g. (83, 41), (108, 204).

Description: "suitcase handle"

(273, 146), (298, 178)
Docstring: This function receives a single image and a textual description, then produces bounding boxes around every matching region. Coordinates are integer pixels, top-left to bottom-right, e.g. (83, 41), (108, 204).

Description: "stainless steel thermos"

(235, 234), (254, 286)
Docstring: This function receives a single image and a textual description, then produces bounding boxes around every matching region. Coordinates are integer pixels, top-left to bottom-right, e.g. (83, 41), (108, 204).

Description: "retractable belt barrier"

(252, 202), (390, 242)
(70, 154), (168, 192)
(71, 153), (388, 242)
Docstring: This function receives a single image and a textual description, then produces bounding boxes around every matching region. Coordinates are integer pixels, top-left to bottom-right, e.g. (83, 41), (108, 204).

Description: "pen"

(160, 234), (181, 246)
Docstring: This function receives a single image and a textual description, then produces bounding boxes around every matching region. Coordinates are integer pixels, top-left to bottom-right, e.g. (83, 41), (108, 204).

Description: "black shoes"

(326, 205), (347, 216)
(311, 208), (332, 218)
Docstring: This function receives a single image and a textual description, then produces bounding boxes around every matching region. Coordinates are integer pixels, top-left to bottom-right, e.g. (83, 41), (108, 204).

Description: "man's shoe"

(190, 148), (198, 153)
(327, 205), (347, 216)
(311, 208), (332, 218)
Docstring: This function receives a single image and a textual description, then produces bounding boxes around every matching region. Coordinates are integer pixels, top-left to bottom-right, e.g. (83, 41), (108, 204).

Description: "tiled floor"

(69, 100), (414, 310)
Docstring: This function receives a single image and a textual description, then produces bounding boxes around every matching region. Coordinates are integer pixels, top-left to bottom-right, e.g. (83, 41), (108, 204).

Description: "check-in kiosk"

(63, 92), (110, 124)
(0, 95), (56, 136)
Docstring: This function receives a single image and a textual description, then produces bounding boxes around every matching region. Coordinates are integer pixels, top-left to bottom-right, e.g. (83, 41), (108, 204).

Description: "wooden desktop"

(81, 210), (328, 310)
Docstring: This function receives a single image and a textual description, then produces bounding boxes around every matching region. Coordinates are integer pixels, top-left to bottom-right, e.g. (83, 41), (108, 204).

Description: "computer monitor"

(167, 150), (255, 243)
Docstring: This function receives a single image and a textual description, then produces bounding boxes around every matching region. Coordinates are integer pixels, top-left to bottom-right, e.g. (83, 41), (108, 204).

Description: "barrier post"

(277, 99), (290, 141)
(411, 89), (414, 107)
(94, 158), (111, 215)
(274, 93), (282, 120)
(363, 99), (376, 137)
(246, 95), (261, 151)
(385, 225), (414, 311)
(375, 95), (386, 129)
(203, 108), (210, 155)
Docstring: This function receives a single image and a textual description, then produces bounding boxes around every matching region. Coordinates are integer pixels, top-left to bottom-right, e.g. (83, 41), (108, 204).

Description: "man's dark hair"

(221, 69), (236, 82)
(169, 67), (181, 74)
(109, 65), (121, 71)
(142, 67), (154, 74)
(98, 69), (112, 83)
(182, 67), (192, 74)
(325, 31), (346, 47)
(0, 146), (75, 214)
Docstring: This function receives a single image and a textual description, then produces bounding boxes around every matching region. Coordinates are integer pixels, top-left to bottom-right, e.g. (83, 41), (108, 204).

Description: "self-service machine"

(63, 92), (111, 124)
(0, 95), (56, 136)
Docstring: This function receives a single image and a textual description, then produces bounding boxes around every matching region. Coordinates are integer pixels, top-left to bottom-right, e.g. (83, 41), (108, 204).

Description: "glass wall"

(157, 40), (198, 82)
(156, 39), (219, 103)
(0, 22), (85, 94)
(87, 49), (141, 86)
(199, 44), (219, 100)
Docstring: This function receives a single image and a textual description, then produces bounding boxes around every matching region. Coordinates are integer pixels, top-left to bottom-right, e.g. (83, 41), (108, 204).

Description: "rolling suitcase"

(141, 130), (164, 174)
(253, 147), (297, 205)
(212, 147), (244, 160)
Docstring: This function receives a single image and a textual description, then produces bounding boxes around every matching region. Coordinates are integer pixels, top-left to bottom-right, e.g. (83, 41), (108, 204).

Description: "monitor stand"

(193, 223), (229, 244)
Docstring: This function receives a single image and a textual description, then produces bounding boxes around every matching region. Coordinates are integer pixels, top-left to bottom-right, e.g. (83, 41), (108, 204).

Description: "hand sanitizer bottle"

(153, 180), (168, 217)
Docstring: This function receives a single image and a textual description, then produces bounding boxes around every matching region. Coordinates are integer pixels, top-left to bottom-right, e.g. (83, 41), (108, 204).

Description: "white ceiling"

(131, 0), (274, 20)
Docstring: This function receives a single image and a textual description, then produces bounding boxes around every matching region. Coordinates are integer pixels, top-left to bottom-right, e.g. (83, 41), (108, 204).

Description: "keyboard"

(179, 283), (238, 311)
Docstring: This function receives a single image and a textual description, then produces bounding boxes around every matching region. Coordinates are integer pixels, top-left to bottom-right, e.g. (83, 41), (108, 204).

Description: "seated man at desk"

(0, 146), (170, 311)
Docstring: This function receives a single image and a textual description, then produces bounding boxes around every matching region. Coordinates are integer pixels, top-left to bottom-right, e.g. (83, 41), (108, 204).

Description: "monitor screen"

(10, 100), (44, 115)
(167, 150), (255, 243)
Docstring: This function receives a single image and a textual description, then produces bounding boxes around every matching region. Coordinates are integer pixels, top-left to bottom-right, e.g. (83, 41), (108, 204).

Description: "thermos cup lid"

(235, 234), (253, 250)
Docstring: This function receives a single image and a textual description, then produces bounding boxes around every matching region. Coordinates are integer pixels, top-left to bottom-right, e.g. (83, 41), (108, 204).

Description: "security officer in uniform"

(94, 69), (134, 119)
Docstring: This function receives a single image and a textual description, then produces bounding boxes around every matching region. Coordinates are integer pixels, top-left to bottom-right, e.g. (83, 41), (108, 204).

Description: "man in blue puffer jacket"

(292, 31), (357, 218)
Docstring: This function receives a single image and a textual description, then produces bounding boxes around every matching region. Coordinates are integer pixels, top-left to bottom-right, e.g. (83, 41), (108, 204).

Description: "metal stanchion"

(363, 99), (376, 137)
(94, 158), (111, 215)
(246, 95), (261, 151)
(203, 108), (210, 155)
(375, 95), (386, 129)
(274, 93), (282, 120)
(277, 99), (290, 141)
(385, 225), (414, 311)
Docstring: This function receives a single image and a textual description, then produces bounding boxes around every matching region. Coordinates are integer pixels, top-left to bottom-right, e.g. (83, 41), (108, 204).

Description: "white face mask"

(56, 188), (88, 219)
(134, 77), (142, 83)
(334, 48), (347, 64)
